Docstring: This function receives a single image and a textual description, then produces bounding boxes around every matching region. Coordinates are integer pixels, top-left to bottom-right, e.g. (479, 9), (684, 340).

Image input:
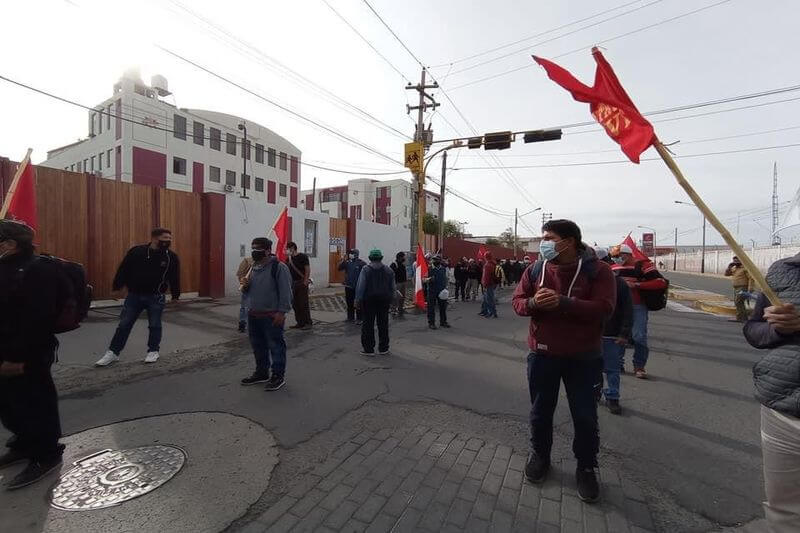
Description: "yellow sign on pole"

(404, 142), (422, 174)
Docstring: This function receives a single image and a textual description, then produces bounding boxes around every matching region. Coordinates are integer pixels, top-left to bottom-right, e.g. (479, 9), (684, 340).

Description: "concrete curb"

(696, 300), (737, 316)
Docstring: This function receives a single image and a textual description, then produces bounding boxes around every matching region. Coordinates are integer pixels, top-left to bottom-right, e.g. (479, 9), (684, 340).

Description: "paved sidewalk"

(241, 426), (655, 533)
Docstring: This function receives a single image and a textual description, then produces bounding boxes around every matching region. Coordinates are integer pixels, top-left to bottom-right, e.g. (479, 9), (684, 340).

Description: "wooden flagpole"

(0, 148), (33, 219)
(653, 139), (781, 306)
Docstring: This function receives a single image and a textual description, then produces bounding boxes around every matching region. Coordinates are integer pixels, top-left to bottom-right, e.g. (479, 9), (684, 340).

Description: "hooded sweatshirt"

(339, 249), (367, 289)
(512, 247), (616, 358)
(482, 254), (498, 288)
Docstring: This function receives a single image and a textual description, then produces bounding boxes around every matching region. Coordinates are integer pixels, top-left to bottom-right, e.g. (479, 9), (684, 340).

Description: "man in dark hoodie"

(339, 249), (366, 324)
(512, 219), (615, 503)
(454, 257), (469, 302)
(595, 247), (633, 415)
(355, 249), (395, 356)
(390, 252), (408, 317)
(426, 255), (450, 330)
(96, 228), (181, 367)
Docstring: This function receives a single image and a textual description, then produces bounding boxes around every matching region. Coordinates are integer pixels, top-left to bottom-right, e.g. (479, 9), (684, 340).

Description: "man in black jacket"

(0, 221), (66, 490)
(390, 252), (408, 317)
(96, 228), (181, 367)
(595, 247), (632, 415)
(454, 257), (469, 301)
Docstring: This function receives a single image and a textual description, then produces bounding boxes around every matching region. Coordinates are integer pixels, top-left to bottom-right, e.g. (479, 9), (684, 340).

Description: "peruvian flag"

(477, 244), (487, 260)
(532, 48), (654, 163)
(414, 244), (428, 309)
(2, 155), (38, 230)
(621, 234), (650, 262)
(272, 206), (289, 262)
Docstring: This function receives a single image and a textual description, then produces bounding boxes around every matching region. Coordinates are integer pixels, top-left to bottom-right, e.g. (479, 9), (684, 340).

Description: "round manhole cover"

(50, 445), (186, 511)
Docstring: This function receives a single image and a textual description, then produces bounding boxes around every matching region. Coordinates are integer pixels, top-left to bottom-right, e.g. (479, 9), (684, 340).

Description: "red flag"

(414, 244), (428, 309)
(621, 235), (651, 263)
(272, 207), (289, 262)
(477, 244), (488, 260)
(4, 158), (38, 230)
(532, 48), (654, 163)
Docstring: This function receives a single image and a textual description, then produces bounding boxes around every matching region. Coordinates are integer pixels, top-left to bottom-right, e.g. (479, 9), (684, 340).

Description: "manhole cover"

(50, 445), (186, 511)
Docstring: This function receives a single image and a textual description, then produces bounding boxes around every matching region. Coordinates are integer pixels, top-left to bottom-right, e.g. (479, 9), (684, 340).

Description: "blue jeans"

(481, 286), (497, 316)
(239, 292), (249, 324)
(527, 353), (602, 469)
(109, 293), (165, 355)
(632, 304), (649, 369)
(602, 338), (625, 400)
(248, 316), (287, 377)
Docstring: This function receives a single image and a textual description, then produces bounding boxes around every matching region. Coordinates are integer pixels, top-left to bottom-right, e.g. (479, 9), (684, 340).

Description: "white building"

(300, 178), (440, 228)
(43, 70), (302, 208)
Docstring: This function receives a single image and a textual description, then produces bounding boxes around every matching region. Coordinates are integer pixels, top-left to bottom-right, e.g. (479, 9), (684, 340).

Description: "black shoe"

(606, 399), (622, 415)
(441, 323), (451, 328)
(241, 373), (269, 386)
(524, 453), (550, 484)
(378, 349), (390, 355)
(360, 350), (376, 357)
(238, 321), (246, 333)
(0, 448), (27, 470)
(5, 456), (63, 491)
(478, 312), (487, 316)
(289, 324), (303, 329)
(301, 324), (313, 331)
(264, 375), (285, 391)
(429, 324), (437, 330)
(576, 467), (600, 503)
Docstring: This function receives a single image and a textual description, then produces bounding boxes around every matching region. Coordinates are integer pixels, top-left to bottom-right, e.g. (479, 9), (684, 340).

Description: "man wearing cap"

(0, 220), (67, 489)
(355, 249), (395, 356)
(612, 244), (668, 379)
(339, 249), (366, 324)
(426, 255), (450, 330)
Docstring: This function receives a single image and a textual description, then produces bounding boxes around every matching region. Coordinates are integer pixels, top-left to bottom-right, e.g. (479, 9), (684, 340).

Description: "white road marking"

(666, 300), (701, 313)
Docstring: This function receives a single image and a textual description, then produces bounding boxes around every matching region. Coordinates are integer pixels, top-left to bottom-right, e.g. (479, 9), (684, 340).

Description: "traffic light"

(524, 129), (562, 143)
(484, 131), (512, 150)
(467, 136), (483, 149)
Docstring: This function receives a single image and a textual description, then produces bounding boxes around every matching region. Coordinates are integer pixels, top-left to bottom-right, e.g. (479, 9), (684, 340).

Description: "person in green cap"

(355, 249), (396, 356)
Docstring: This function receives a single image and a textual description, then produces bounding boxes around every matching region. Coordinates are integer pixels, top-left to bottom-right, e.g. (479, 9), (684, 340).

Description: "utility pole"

(772, 161), (781, 246)
(514, 208), (518, 260)
(701, 215), (706, 273)
(673, 227), (678, 271)
(438, 151), (447, 254)
(311, 177), (317, 212)
(237, 122), (249, 198)
(541, 212), (552, 226)
(406, 69), (439, 251)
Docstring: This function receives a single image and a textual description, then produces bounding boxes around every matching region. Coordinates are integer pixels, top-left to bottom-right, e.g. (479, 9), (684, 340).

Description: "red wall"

(442, 237), (527, 261)
(200, 193), (225, 298)
(132, 146), (166, 187)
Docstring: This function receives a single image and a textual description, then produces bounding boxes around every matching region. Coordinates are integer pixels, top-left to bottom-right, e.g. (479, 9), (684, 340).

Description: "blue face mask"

(539, 240), (561, 261)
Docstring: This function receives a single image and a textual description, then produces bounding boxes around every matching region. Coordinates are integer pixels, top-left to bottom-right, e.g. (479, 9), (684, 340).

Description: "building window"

(255, 177), (264, 192)
(90, 113), (96, 136)
(225, 170), (236, 186)
(173, 156), (187, 175)
(255, 143), (264, 163)
(279, 152), (287, 170)
(174, 114), (187, 140)
(304, 219), (318, 257)
(107, 104), (112, 130)
(210, 128), (221, 150)
(70, 164), (75, 171)
(106, 149), (112, 168)
(243, 139), (251, 160)
(83, 158), (88, 171)
(226, 133), (236, 155)
(89, 155), (95, 171)
(193, 121), (204, 146)
(267, 148), (276, 167)
(77, 161), (82, 172)
(97, 110), (102, 134)
(98, 152), (103, 169)
(279, 183), (287, 197)
(404, 205), (408, 217)
(267, 181), (276, 203)
(209, 166), (220, 183)
(241, 173), (250, 189)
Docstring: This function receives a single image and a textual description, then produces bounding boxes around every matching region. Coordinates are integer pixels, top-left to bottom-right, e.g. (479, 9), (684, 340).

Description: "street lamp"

(637, 225), (658, 268)
(515, 207), (542, 259)
(418, 142), (463, 253)
(675, 200), (706, 273)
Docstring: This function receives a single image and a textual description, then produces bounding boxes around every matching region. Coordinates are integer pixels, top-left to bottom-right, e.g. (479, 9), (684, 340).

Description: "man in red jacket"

(612, 244), (668, 379)
(512, 219), (615, 503)
(479, 252), (499, 318)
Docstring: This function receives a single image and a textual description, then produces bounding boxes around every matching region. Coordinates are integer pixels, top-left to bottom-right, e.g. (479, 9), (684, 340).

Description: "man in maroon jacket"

(512, 219), (615, 503)
(479, 252), (500, 318)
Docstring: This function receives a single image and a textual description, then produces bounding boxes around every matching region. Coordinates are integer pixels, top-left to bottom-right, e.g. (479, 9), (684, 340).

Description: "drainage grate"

(50, 445), (186, 511)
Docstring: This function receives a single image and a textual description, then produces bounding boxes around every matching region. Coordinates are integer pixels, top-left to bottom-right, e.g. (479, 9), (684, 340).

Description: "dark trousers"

(527, 353), (602, 469)
(428, 296), (448, 325)
(361, 299), (390, 353)
(454, 279), (467, 300)
(0, 362), (62, 461)
(292, 282), (312, 326)
(109, 293), (165, 354)
(248, 316), (287, 377)
(345, 287), (362, 321)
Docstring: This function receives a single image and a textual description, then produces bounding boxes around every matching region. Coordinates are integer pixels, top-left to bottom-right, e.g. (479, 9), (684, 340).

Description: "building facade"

(301, 178), (440, 229)
(43, 70), (301, 207)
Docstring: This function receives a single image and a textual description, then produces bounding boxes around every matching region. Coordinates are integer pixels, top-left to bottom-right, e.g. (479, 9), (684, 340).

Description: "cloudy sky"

(2, 0), (800, 247)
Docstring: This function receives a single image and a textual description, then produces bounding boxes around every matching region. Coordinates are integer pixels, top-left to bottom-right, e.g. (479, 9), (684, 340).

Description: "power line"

(430, 0), (646, 68)
(449, 0), (733, 91)
(361, 0), (425, 68)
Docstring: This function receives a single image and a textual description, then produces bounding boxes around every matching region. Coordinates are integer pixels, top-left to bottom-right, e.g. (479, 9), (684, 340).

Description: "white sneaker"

(95, 351), (119, 367)
(144, 352), (160, 364)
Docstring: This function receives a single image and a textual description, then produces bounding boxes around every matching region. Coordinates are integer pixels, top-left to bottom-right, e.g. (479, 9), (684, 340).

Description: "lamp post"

(515, 207), (542, 259)
(418, 142), (463, 251)
(675, 200), (706, 273)
(637, 225), (658, 268)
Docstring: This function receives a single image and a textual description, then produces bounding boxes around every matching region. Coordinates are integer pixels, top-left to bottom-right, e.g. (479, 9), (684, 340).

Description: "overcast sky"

(2, 0), (800, 247)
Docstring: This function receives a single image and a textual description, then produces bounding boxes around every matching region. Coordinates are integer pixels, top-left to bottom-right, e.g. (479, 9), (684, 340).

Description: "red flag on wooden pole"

(271, 207), (289, 262)
(0, 149), (38, 230)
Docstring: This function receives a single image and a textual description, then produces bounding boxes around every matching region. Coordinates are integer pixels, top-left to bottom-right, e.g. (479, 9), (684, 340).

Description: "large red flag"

(4, 158), (38, 230)
(621, 235), (650, 262)
(272, 207), (289, 261)
(414, 244), (428, 309)
(477, 244), (488, 260)
(533, 48), (654, 163)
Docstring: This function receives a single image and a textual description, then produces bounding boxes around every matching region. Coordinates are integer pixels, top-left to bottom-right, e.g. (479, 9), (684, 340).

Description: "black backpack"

(17, 255), (93, 333)
(363, 265), (393, 302)
(630, 261), (670, 311)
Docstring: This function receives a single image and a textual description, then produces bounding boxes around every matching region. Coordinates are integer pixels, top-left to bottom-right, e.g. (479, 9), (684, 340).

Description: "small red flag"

(621, 235), (652, 265)
(477, 244), (488, 260)
(414, 244), (428, 309)
(5, 159), (38, 230)
(272, 207), (289, 262)
(533, 48), (654, 163)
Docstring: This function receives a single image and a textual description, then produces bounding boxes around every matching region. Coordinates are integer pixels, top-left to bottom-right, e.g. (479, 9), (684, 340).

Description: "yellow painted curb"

(696, 300), (737, 316)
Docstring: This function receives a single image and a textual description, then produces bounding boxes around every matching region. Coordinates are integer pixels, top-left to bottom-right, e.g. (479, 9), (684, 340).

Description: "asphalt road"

(1, 288), (765, 532)
(666, 272), (733, 296)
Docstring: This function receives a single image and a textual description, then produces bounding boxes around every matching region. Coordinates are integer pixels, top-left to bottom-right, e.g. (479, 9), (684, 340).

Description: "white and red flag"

(0, 150), (38, 230)
(414, 244), (428, 309)
(271, 206), (289, 261)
